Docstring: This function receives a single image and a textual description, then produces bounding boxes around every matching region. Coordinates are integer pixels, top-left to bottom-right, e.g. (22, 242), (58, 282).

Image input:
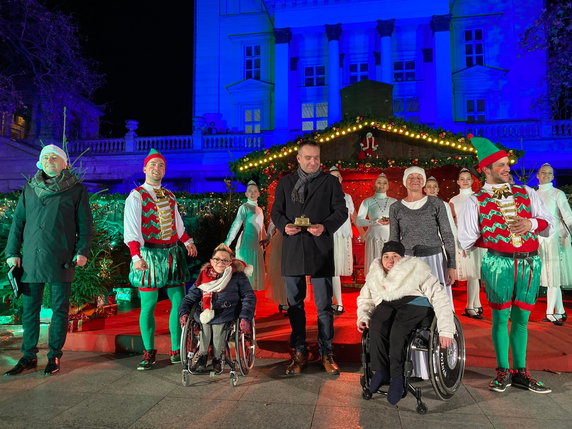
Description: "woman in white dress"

(536, 164), (572, 325)
(357, 173), (397, 276)
(448, 168), (485, 319)
(263, 221), (288, 312)
(224, 180), (266, 290)
(329, 167), (355, 314)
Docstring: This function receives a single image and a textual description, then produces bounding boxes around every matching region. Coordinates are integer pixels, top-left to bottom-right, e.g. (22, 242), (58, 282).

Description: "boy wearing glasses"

(178, 244), (256, 373)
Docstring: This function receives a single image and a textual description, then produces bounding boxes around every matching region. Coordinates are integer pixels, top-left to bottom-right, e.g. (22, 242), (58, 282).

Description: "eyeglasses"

(211, 257), (232, 264)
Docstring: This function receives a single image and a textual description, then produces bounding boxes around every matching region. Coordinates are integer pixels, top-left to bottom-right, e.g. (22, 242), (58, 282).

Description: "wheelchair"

(360, 313), (465, 414)
(180, 308), (256, 387)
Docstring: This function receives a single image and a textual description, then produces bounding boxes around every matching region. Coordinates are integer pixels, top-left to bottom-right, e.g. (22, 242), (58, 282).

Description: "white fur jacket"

(356, 256), (455, 338)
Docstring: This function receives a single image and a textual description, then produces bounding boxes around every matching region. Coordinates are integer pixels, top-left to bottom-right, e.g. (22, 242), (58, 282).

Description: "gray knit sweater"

(389, 196), (456, 269)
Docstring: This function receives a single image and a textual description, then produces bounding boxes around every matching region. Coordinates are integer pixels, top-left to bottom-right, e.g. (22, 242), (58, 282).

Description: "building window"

(304, 65), (326, 86)
(245, 108), (261, 133)
(393, 60), (415, 82)
(301, 102), (328, 131)
(465, 29), (484, 67)
(393, 97), (420, 122)
(244, 45), (261, 80)
(349, 63), (368, 84)
(466, 99), (486, 122)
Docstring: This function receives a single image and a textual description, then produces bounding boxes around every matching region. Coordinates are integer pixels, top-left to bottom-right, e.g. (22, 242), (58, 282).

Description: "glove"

(239, 319), (251, 333)
(179, 314), (188, 327)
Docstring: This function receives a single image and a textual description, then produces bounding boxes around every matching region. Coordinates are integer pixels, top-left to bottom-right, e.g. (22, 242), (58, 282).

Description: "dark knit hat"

(381, 241), (405, 257)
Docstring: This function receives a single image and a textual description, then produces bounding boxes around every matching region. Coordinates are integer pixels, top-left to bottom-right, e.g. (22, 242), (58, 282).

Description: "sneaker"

(190, 354), (208, 372)
(321, 353), (340, 375)
(137, 349), (157, 371)
(44, 357), (60, 376)
(169, 350), (181, 364)
(489, 367), (512, 392)
(511, 368), (552, 393)
(285, 351), (308, 375)
(211, 357), (223, 375)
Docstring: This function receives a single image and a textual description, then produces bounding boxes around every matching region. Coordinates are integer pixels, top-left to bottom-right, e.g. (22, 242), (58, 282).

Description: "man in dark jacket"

(4, 144), (92, 376)
(271, 140), (347, 375)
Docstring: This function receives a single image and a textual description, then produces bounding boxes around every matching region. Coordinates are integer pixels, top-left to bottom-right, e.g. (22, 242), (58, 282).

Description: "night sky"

(48, 0), (195, 137)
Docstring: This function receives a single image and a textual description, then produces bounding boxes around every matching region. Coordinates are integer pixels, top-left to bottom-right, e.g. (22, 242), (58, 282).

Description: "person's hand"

(239, 318), (251, 333)
(439, 336), (453, 348)
(508, 216), (532, 235)
(134, 259), (148, 271)
(285, 224), (301, 236)
(446, 268), (457, 286)
(7, 257), (21, 268)
(75, 255), (88, 267)
(185, 242), (197, 257)
(357, 321), (369, 333)
(307, 224), (325, 236)
(179, 314), (188, 327)
(376, 218), (390, 225)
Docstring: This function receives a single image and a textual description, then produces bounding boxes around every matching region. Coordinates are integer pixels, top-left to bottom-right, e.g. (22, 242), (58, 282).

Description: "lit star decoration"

(230, 117), (523, 186)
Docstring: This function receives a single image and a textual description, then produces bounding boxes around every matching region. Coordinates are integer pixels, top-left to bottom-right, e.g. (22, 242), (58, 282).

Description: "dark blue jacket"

(178, 271), (256, 324)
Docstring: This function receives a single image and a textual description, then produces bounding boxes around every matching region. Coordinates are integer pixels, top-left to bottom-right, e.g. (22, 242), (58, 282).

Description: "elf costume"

(458, 137), (554, 393)
(124, 149), (195, 370)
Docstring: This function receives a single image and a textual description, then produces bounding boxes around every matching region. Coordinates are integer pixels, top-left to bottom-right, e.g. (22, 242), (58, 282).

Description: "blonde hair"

(212, 243), (234, 258)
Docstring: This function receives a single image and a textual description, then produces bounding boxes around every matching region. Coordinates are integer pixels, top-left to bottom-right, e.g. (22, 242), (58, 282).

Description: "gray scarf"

(291, 166), (320, 204)
(30, 169), (79, 199)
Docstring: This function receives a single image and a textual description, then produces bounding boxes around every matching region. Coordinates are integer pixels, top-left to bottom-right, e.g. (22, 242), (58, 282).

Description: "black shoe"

(137, 349), (157, 371)
(3, 357), (37, 376)
(44, 357), (60, 376)
(331, 304), (345, 315)
(462, 308), (483, 319)
(211, 358), (223, 375)
(190, 354), (208, 373)
(489, 367), (512, 392)
(511, 368), (552, 393)
(543, 314), (564, 326)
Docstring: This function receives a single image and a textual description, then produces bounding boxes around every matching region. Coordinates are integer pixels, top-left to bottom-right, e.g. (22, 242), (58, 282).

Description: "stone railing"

(463, 119), (572, 139)
(552, 120), (572, 137)
(68, 133), (265, 154)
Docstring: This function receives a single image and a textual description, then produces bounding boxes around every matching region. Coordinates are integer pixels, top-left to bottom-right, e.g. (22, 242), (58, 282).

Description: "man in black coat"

(4, 144), (92, 376)
(271, 140), (347, 375)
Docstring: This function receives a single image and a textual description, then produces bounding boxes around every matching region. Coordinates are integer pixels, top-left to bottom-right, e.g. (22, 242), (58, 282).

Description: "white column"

(273, 28), (291, 132)
(376, 20), (395, 84)
(431, 14), (453, 124)
(326, 24), (342, 124)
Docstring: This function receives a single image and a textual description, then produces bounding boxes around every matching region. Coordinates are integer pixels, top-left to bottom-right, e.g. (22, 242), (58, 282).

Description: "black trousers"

(284, 276), (333, 355)
(369, 296), (432, 378)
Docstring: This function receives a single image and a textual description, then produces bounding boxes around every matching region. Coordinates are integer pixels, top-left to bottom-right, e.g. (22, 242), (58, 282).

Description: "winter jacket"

(356, 256), (455, 338)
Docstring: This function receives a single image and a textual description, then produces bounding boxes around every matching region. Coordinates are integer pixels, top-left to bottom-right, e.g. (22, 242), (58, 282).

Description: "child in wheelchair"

(179, 243), (256, 374)
(356, 241), (455, 405)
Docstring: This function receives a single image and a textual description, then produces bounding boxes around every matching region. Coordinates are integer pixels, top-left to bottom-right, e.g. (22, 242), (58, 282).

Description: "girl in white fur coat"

(356, 241), (455, 405)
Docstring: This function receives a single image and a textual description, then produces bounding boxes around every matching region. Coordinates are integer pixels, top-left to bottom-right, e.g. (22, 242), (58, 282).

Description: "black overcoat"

(271, 171), (347, 277)
(5, 180), (93, 283)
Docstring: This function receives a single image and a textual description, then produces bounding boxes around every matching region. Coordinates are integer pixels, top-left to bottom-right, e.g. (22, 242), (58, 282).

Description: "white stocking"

(466, 279), (482, 309)
(332, 276), (343, 306)
(546, 286), (565, 316)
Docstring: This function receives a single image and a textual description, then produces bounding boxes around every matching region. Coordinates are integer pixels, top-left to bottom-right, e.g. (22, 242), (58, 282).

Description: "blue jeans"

(284, 276), (334, 355)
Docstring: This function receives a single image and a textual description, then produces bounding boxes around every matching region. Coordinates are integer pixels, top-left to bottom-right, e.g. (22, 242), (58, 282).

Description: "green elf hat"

(470, 136), (508, 169)
(143, 148), (166, 167)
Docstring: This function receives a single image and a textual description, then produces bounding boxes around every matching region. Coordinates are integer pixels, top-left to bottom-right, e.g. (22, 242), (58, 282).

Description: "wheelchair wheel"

(180, 316), (200, 370)
(427, 315), (466, 400)
(235, 319), (256, 376)
(360, 329), (372, 389)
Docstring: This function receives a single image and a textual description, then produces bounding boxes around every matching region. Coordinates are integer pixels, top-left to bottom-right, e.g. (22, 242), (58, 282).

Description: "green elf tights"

(139, 286), (185, 352)
(491, 306), (531, 369)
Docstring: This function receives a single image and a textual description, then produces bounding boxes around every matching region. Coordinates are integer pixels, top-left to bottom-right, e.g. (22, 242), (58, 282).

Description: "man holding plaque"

(4, 144), (92, 376)
(271, 140), (347, 376)
(458, 137), (553, 394)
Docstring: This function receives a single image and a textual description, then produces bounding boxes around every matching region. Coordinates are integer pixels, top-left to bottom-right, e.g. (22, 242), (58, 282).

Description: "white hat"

(36, 144), (68, 169)
(402, 166), (426, 187)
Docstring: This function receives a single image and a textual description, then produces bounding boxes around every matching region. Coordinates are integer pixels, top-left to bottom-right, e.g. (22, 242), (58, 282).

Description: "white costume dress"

(224, 199), (266, 291)
(333, 193), (355, 276)
(265, 222), (287, 305)
(357, 193), (397, 275)
(537, 183), (572, 289)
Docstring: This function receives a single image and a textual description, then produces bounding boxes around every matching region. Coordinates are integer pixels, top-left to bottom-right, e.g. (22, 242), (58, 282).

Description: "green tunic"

(5, 170), (93, 283)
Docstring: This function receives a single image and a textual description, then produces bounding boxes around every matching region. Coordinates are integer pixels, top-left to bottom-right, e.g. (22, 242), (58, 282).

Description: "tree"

(521, 1), (572, 119)
(0, 0), (102, 124)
